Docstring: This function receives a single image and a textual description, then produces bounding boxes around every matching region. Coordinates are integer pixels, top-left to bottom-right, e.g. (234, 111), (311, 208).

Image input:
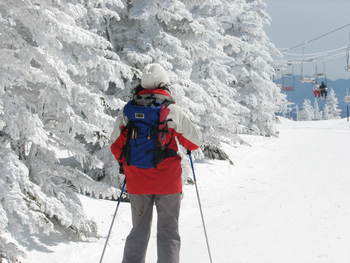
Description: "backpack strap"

(122, 120), (138, 165)
(153, 102), (177, 166)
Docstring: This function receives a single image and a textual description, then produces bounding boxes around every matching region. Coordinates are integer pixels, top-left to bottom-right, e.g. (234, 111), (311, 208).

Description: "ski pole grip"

(187, 150), (191, 155)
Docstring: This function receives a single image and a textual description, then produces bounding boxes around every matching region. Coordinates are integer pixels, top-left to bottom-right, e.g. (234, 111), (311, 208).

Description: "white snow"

(24, 118), (350, 263)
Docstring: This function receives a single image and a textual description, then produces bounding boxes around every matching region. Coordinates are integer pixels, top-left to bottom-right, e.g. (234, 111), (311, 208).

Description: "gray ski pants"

(121, 193), (181, 263)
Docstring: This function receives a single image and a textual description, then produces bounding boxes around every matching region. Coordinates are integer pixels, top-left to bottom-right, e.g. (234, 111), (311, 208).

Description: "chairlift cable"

(284, 46), (348, 58)
(280, 47), (348, 65)
(285, 23), (350, 51)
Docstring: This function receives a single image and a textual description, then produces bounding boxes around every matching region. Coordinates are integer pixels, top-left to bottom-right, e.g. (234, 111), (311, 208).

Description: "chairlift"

(314, 62), (328, 99)
(281, 62), (295, 91)
(315, 67), (324, 78)
(299, 46), (315, 83)
(300, 77), (315, 84)
(322, 62), (328, 85)
(272, 65), (283, 82)
(314, 63), (327, 81)
(346, 48), (350, 72)
(344, 88), (350, 102)
(346, 31), (350, 72)
(282, 86), (295, 91)
(345, 64), (350, 72)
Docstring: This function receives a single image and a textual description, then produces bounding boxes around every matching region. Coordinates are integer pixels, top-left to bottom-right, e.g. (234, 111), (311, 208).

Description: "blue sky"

(264, 0), (350, 80)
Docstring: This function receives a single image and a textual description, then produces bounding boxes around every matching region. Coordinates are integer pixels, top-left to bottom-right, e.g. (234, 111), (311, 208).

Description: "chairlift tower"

(345, 88), (350, 121)
(346, 31), (350, 72)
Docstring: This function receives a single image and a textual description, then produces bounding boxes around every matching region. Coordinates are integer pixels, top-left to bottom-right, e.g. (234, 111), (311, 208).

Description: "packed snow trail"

(25, 119), (350, 263)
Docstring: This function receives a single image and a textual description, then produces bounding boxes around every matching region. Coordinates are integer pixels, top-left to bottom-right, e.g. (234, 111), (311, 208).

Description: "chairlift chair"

(300, 77), (315, 83)
(281, 62), (295, 92)
(299, 45), (316, 84)
(282, 86), (295, 91)
(313, 62), (328, 99)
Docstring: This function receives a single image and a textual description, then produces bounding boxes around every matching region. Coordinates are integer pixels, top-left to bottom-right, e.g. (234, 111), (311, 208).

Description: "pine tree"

(218, 0), (287, 135)
(300, 99), (314, 121)
(323, 104), (330, 120)
(108, 0), (286, 141)
(324, 88), (341, 119)
(0, 0), (131, 260)
(313, 99), (322, 120)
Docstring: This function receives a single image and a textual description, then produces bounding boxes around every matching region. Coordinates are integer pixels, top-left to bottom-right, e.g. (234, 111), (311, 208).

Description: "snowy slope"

(24, 119), (350, 263)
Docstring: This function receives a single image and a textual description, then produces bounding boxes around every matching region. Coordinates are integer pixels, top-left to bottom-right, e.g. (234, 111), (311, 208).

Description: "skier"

(320, 81), (327, 98)
(313, 83), (320, 97)
(110, 63), (202, 263)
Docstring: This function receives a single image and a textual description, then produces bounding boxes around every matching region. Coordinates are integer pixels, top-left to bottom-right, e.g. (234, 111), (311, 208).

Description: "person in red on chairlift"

(313, 83), (321, 98)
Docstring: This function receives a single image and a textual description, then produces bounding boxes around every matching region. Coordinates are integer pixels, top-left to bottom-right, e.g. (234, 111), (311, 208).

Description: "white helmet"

(141, 63), (170, 89)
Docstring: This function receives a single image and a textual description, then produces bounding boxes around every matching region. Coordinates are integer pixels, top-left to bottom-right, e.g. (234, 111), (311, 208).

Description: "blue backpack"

(122, 101), (177, 168)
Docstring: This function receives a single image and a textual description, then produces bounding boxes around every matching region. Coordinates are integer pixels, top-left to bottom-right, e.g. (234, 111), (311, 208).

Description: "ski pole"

(99, 179), (126, 263)
(188, 151), (213, 263)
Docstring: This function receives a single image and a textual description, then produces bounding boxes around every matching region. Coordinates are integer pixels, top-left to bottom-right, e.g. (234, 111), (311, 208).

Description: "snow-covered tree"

(323, 104), (330, 120)
(313, 99), (322, 120)
(225, 0), (287, 135)
(108, 0), (286, 141)
(299, 99), (314, 121)
(323, 88), (341, 119)
(0, 0), (132, 260)
(279, 101), (294, 119)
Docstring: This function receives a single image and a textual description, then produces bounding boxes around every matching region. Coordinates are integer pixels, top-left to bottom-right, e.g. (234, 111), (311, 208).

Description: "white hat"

(141, 63), (170, 89)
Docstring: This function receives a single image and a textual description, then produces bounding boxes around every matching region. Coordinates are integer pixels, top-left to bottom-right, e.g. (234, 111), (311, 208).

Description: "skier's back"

(110, 63), (202, 263)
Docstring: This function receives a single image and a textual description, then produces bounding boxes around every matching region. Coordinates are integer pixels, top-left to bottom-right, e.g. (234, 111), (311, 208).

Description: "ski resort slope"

(25, 119), (350, 263)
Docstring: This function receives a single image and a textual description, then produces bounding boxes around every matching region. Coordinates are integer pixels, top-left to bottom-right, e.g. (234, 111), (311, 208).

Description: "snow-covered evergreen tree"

(225, 0), (286, 135)
(107, 0), (286, 141)
(280, 101), (294, 119)
(0, 0), (132, 261)
(323, 104), (330, 120)
(313, 99), (322, 120)
(300, 99), (314, 121)
(324, 88), (341, 119)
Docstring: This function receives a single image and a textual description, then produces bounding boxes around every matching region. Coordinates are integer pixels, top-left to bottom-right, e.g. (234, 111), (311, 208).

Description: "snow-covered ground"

(25, 118), (350, 263)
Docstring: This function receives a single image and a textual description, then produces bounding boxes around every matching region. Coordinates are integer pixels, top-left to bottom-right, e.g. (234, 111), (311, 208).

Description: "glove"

(119, 162), (124, 174)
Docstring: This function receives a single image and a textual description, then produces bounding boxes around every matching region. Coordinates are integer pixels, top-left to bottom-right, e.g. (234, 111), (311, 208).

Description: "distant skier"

(313, 83), (320, 98)
(320, 81), (327, 98)
(110, 63), (202, 263)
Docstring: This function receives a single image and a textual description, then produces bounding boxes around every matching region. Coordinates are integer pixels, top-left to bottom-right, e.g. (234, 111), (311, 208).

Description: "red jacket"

(110, 89), (202, 194)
